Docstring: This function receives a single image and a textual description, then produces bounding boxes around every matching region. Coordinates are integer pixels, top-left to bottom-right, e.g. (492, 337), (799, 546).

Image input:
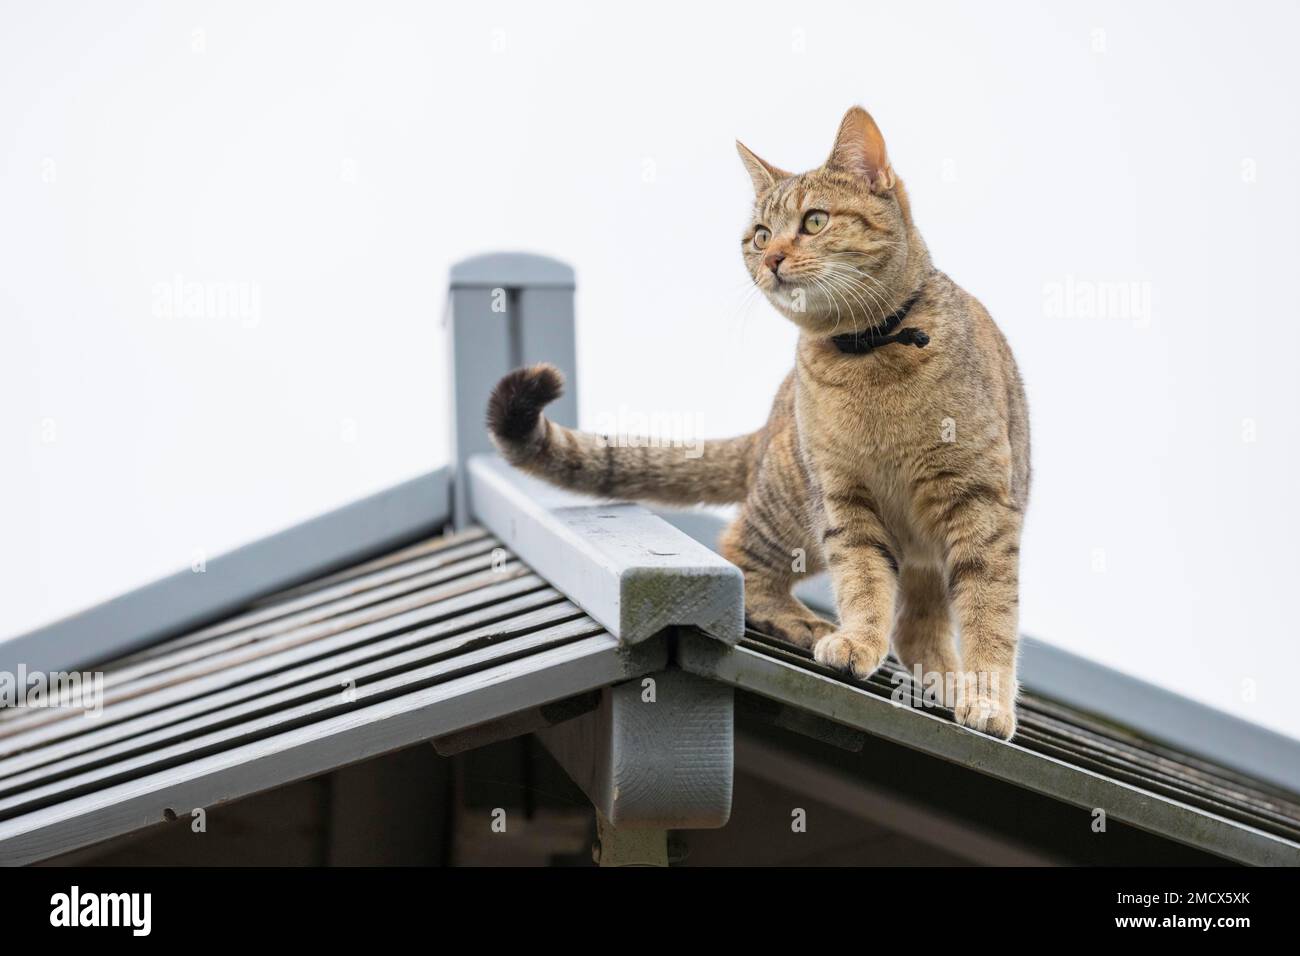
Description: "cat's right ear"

(826, 106), (895, 191)
(736, 141), (790, 194)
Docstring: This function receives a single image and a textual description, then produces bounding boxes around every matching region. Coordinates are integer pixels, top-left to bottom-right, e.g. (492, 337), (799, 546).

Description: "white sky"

(2, 0), (1297, 740)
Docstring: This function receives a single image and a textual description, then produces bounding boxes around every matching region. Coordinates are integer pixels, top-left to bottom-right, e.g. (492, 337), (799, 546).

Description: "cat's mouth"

(766, 271), (804, 291)
(765, 277), (798, 299)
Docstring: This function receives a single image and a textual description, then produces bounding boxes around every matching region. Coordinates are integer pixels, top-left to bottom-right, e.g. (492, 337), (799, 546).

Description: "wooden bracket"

(537, 668), (733, 831)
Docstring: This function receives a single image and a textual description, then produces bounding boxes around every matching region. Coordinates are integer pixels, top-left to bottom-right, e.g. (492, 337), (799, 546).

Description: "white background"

(2, 1), (1297, 739)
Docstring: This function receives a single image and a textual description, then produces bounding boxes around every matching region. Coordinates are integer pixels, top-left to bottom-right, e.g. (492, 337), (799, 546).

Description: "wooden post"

(446, 253), (578, 529)
(593, 812), (668, 867)
(450, 253), (738, 857)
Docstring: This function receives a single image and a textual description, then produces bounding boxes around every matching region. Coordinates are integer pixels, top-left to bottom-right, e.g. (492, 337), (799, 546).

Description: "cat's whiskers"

(817, 269), (878, 327)
(818, 264), (888, 326)
(820, 264), (883, 310)
(835, 270), (890, 319)
(738, 253), (893, 336)
(727, 279), (767, 342)
(822, 277), (858, 336)
(823, 258), (898, 325)
(809, 274), (846, 333)
(819, 272), (866, 334)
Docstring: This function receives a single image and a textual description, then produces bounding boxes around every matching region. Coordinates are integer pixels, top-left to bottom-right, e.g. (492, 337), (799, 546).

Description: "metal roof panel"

(0, 529), (665, 865)
(678, 628), (1300, 866)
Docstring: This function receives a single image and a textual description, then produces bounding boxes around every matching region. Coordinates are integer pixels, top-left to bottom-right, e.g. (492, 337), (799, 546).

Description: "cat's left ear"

(736, 141), (790, 195)
(827, 106), (896, 191)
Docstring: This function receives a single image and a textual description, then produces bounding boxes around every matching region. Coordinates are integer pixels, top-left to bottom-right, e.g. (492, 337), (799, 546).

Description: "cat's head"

(738, 106), (927, 335)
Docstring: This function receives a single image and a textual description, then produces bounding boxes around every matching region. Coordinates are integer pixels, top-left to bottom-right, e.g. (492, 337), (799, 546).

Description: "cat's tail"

(486, 364), (757, 506)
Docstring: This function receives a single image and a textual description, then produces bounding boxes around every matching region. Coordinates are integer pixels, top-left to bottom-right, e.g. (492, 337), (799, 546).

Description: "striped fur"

(487, 365), (757, 507)
(488, 106), (1031, 738)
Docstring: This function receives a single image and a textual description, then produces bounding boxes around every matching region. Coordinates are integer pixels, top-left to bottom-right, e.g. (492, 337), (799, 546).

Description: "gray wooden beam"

(430, 690), (600, 757)
(0, 467), (453, 679)
(469, 455), (743, 646)
(536, 669), (733, 831)
(447, 253), (578, 529)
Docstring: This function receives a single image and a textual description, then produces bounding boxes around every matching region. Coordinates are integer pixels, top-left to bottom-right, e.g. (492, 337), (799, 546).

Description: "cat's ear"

(827, 106), (895, 191)
(736, 141), (790, 194)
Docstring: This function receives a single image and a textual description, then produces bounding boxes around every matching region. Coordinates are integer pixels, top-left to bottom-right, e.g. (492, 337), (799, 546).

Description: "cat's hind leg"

(892, 562), (962, 707)
(720, 506), (833, 650)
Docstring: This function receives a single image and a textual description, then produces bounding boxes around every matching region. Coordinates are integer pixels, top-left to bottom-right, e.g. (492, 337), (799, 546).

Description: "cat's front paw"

(954, 694), (1017, 739)
(813, 630), (887, 680)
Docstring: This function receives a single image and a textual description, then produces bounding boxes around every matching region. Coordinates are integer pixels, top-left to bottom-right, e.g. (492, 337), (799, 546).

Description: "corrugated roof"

(0, 528), (664, 865)
(679, 629), (1300, 866)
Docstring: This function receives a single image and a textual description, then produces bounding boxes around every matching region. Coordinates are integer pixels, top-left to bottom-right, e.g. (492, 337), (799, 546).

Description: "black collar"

(829, 291), (929, 355)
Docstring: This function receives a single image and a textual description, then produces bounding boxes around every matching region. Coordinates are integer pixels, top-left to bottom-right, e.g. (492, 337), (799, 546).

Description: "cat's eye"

(802, 210), (829, 234)
(753, 226), (771, 250)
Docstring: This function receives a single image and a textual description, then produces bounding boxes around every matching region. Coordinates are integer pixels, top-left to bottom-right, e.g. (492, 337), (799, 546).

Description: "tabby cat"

(486, 106), (1030, 738)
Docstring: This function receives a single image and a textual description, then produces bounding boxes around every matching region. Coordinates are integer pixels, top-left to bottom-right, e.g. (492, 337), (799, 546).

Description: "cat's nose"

(764, 252), (786, 275)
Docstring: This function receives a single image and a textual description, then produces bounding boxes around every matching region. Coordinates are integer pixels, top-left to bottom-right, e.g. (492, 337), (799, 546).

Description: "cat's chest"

(794, 348), (942, 546)
(794, 350), (931, 465)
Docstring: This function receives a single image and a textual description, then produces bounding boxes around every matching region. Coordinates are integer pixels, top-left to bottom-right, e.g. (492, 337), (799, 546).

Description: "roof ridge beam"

(467, 455), (743, 646)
